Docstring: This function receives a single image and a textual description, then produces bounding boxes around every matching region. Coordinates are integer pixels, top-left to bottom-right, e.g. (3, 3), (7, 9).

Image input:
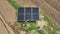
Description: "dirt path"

(0, 20), (9, 34)
(0, 14), (15, 34)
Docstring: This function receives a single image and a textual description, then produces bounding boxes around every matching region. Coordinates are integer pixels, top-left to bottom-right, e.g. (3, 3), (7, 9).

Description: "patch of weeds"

(7, 0), (20, 10)
(42, 13), (58, 34)
(17, 21), (40, 32)
(39, 30), (46, 34)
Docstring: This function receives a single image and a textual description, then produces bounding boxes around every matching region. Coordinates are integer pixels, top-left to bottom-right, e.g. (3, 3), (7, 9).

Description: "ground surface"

(0, 20), (9, 34)
(0, 0), (16, 23)
(0, 0), (17, 34)
(16, 0), (37, 7)
(0, 0), (60, 34)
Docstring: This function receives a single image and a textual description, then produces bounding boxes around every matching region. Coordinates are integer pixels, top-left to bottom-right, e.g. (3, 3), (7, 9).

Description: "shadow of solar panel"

(18, 13), (24, 21)
(25, 7), (31, 13)
(33, 14), (39, 20)
(33, 7), (39, 13)
(18, 7), (24, 13)
(25, 14), (31, 21)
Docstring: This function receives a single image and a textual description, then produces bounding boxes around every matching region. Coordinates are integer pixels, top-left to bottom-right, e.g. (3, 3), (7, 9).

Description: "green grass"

(17, 21), (40, 31)
(7, 0), (20, 10)
(43, 14), (58, 34)
(17, 21), (41, 34)
(39, 30), (46, 34)
(26, 21), (40, 31)
(26, 30), (40, 34)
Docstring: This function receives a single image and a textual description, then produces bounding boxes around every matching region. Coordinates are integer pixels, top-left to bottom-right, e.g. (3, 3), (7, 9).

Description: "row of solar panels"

(17, 7), (39, 21)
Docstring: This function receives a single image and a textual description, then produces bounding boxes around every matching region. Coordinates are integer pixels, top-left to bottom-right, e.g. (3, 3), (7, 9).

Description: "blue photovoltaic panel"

(18, 7), (24, 13)
(18, 7), (39, 21)
(33, 7), (39, 13)
(25, 14), (31, 21)
(33, 14), (39, 20)
(25, 7), (31, 13)
(18, 13), (24, 21)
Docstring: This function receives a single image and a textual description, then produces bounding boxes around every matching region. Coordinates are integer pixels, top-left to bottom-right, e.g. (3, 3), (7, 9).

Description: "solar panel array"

(17, 7), (39, 21)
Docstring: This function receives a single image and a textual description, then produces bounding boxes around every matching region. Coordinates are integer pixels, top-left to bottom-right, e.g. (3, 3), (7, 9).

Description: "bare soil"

(0, 20), (9, 34)
(0, 0), (17, 34)
(0, 0), (16, 24)
(16, 0), (37, 7)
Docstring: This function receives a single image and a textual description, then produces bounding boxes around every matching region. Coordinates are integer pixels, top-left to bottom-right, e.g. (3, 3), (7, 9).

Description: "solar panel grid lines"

(18, 7), (23, 21)
(24, 7), (25, 21)
(33, 13), (39, 20)
(32, 7), (38, 21)
(25, 7), (31, 21)
(31, 7), (33, 21)
(25, 13), (31, 21)
(17, 7), (39, 21)
(25, 7), (31, 13)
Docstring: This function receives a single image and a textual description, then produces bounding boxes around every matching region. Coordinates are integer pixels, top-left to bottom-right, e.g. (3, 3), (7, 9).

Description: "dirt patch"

(16, 0), (37, 7)
(0, 0), (16, 24)
(0, 0), (18, 34)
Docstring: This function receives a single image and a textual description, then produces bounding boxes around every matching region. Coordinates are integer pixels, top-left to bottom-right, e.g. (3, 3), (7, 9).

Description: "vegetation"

(7, 0), (20, 10)
(25, 30), (39, 34)
(17, 21), (40, 31)
(43, 13), (58, 34)
(7, 0), (20, 17)
(39, 30), (46, 34)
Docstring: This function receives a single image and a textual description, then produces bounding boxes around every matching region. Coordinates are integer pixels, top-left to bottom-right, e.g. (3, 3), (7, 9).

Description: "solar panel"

(17, 7), (39, 21)
(25, 14), (31, 21)
(25, 7), (31, 13)
(18, 7), (24, 13)
(33, 7), (39, 13)
(33, 14), (39, 20)
(18, 13), (24, 21)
